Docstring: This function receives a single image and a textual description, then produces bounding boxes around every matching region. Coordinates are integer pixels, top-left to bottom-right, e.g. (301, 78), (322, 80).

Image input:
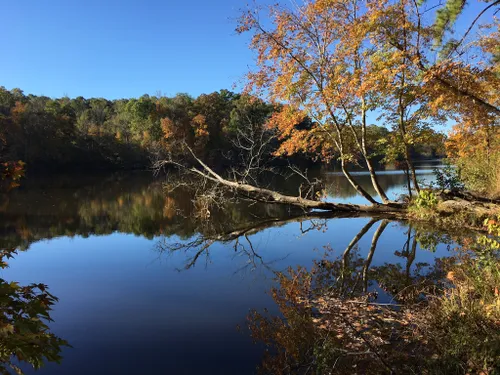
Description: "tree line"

(0, 86), (444, 175)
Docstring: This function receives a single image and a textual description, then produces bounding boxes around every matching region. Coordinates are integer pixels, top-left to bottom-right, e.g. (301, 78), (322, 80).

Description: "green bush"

(433, 161), (465, 192)
(455, 150), (500, 197)
(413, 190), (438, 209)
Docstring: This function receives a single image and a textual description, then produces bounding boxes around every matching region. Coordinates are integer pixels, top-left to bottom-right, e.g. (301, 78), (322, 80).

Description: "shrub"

(420, 215), (500, 373)
(433, 161), (465, 192)
(455, 150), (500, 197)
(413, 190), (438, 209)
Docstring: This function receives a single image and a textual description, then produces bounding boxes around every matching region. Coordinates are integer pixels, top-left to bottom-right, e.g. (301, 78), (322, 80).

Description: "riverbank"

(408, 189), (500, 232)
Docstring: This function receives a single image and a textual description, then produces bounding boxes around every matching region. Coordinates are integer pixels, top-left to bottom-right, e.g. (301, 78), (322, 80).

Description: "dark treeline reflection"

(0, 169), (433, 252)
(0, 172), (297, 252)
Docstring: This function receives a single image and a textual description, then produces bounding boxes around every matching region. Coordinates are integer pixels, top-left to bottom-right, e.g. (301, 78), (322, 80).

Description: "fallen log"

(156, 146), (406, 214)
(437, 190), (500, 205)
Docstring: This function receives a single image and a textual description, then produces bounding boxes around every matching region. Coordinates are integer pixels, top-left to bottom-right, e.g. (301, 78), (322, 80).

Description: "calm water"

(1, 161), (453, 374)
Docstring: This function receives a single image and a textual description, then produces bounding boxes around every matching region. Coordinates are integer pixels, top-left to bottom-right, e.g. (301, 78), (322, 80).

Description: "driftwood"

(155, 145), (406, 214)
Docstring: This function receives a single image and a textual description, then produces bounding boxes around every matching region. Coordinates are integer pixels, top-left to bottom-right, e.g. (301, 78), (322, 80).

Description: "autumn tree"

(193, 90), (236, 157)
(437, 15), (500, 195)
(421, 0), (500, 117)
(237, 0), (403, 204)
(237, 0), (498, 204)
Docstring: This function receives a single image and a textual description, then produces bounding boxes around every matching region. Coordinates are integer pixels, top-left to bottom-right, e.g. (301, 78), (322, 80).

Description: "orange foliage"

(238, 0), (498, 166)
(10, 101), (27, 126)
(191, 114), (209, 151)
(446, 121), (499, 159)
(0, 161), (25, 191)
(160, 117), (175, 141)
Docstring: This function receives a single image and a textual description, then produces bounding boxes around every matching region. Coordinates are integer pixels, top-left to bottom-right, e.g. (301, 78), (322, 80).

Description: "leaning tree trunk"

(340, 159), (380, 205)
(365, 158), (390, 203)
(404, 146), (420, 193)
(359, 98), (390, 204)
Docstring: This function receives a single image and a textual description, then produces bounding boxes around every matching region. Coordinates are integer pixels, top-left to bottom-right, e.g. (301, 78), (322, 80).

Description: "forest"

(0, 87), (445, 175)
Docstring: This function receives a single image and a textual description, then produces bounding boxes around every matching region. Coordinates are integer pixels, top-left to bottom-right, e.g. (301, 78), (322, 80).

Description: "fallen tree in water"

(155, 145), (500, 224)
(154, 144), (406, 215)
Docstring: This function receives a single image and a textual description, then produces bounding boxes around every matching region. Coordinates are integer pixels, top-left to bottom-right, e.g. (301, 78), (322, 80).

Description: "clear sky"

(0, 0), (258, 99)
(0, 0), (492, 100)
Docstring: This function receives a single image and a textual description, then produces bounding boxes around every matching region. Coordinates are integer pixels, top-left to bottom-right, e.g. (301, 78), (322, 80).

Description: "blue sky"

(0, 0), (257, 99)
(0, 0), (492, 100)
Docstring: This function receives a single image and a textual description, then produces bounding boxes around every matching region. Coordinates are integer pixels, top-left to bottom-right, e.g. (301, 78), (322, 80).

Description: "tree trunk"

(405, 165), (412, 198)
(341, 159), (380, 206)
(159, 145), (406, 216)
(363, 220), (389, 292)
(219, 175), (402, 213)
(404, 147), (420, 193)
(358, 99), (390, 204)
(167, 149), (405, 213)
(366, 158), (390, 203)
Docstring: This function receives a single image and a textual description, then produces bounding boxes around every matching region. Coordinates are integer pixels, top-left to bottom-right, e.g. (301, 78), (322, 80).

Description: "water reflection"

(322, 164), (439, 203)
(0, 168), (458, 375)
(0, 248), (69, 374)
(244, 221), (452, 374)
(0, 172), (298, 251)
(0, 165), (439, 251)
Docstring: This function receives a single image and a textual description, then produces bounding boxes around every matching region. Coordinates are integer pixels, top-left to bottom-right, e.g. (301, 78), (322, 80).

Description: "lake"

(0, 161), (454, 374)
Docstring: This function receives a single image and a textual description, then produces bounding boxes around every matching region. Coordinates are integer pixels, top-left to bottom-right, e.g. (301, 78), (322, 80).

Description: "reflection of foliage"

(248, 267), (422, 374)
(417, 217), (500, 373)
(0, 250), (69, 375)
(246, 219), (499, 374)
(373, 260), (450, 304)
(0, 157), (25, 214)
(414, 228), (453, 253)
(0, 161), (25, 192)
(0, 173), (303, 253)
(246, 221), (425, 373)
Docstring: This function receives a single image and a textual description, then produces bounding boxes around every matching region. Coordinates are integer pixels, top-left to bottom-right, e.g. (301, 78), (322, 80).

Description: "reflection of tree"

(246, 221), (450, 374)
(374, 226), (433, 304)
(0, 249), (69, 374)
(0, 173), (307, 253)
(156, 216), (296, 271)
(0, 172), (429, 255)
(156, 212), (389, 271)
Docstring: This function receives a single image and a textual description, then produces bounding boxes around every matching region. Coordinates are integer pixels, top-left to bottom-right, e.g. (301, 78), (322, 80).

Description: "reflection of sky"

(3, 215), (452, 375)
(326, 165), (440, 205)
